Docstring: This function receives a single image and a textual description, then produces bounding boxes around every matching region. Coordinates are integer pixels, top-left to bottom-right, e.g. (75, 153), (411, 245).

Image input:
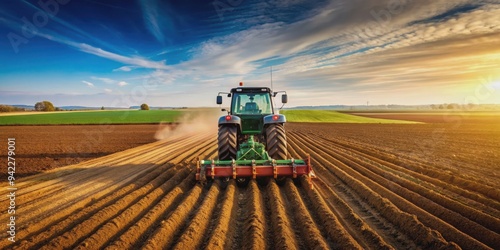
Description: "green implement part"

(236, 135), (270, 161)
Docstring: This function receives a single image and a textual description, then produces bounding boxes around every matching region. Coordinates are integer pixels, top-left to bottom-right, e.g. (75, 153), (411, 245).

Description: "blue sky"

(1, 0), (500, 107)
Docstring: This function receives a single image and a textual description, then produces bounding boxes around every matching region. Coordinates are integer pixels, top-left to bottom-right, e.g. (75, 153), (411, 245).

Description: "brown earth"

(0, 120), (499, 249)
(346, 111), (500, 124)
(0, 124), (164, 177)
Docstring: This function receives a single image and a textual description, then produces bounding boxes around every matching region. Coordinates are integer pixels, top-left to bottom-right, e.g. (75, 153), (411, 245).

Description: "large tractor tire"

(266, 124), (288, 186)
(266, 124), (288, 159)
(218, 125), (238, 160)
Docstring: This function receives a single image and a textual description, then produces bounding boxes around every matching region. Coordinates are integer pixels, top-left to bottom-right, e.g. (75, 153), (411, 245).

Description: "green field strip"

(0, 110), (182, 125)
(281, 110), (420, 124)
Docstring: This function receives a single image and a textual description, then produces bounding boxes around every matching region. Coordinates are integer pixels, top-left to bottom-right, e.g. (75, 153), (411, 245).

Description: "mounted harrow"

(196, 156), (312, 182)
(197, 135), (314, 186)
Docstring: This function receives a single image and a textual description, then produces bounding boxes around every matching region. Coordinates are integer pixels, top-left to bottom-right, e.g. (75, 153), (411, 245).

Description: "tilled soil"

(0, 122), (498, 249)
(0, 125), (161, 177)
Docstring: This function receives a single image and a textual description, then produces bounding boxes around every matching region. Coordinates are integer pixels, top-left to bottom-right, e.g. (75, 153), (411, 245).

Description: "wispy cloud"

(139, 0), (163, 43)
(172, 1), (500, 99)
(113, 66), (134, 72)
(82, 80), (95, 88)
(91, 77), (115, 84)
(117, 81), (128, 87)
(91, 77), (131, 87)
(139, 0), (176, 44)
(104, 88), (113, 93)
(77, 43), (169, 70)
(1, 7), (169, 71)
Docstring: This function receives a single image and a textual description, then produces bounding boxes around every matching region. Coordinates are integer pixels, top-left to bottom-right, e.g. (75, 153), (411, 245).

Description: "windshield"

(232, 92), (272, 114)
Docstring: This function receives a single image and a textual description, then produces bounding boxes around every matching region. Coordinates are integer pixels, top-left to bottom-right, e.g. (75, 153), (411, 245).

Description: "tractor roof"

(230, 87), (272, 93)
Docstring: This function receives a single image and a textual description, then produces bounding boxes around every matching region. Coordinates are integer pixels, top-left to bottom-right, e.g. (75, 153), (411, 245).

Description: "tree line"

(1, 101), (151, 112)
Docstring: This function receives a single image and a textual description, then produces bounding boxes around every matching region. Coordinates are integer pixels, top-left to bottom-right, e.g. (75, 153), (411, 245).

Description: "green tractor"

(197, 83), (312, 186)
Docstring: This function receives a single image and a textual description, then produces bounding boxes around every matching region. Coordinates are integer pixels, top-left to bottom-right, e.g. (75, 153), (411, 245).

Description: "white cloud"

(117, 81), (128, 87)
(6, 22), (170, 70)
(78, 43), (169, 70)
(91, 77), (115, 84)
(113, 66), (133, 72)
(104, 88), (113, 93)
(82, 80), (94, 88)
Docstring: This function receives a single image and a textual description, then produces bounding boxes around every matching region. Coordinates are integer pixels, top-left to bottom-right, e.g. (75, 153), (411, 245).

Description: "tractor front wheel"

(218, 125), (238, 160)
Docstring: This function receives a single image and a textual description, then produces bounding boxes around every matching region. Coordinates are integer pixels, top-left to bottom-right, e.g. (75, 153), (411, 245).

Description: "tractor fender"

(218, 115), (242, 128)
(263, 114), (286, 125)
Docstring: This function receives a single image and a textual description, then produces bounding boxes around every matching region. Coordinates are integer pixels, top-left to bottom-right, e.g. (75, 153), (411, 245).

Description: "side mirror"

(216, 96), (223, 105)
(281, 94), (288, 104)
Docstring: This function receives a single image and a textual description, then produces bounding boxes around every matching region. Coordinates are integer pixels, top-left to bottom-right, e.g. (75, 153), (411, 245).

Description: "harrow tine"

(272, 159), (277, 179)
(211, 160), (215, 179)
(252, 160), (256, 179)
(232, 159), (236, 179)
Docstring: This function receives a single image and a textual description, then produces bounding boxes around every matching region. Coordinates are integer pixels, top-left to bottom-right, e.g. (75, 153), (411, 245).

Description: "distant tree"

(55, 107), (62, 111)
(101, 106), (105, 110)
(0, 105), (24, 112)
(438, 104), (445, 109)
(140, 103), (150, 110)
(34, 101), (55, 111)
(430, 104), (437, 110)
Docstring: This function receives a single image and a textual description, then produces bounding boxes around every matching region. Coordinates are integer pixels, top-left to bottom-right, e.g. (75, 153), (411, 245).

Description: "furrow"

(311, 132), (500, 220)
(282, 179), (330, 249)
(0, 133), (201, 208)
(7, 164), (161, 250)
(105, 172), (196, 249)
(313, 132), (500, 204)
(172, 181), (222, 249)
(204, 180), (238, 249)
(141, 185), (203, 249)
(288, 133), (462, 249)
(297, 132), (499, 249)
(241, 181), (266, 250)
(1, 134), (206, 229)
(289, 133), (402, 249)
(74, 167), (193, 249)
(263, 180), (300, 249)
(38, 165), (182, 250)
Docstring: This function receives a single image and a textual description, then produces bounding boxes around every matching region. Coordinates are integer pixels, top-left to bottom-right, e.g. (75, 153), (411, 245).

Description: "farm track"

(1, 128), (498, 249)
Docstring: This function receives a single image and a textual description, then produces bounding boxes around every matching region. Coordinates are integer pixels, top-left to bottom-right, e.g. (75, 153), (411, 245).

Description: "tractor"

(197, 83), (313, 186)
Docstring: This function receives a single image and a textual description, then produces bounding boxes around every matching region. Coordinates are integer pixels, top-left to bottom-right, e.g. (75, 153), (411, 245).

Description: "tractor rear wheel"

(266, 124), (288, 185)
(266, 124), (288, 159)
(218, 125), (237, 160)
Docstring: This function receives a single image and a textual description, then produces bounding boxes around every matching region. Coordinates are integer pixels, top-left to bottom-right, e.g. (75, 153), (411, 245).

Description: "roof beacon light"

(225, 115), (232, 121)
(239, 82), (243, 86)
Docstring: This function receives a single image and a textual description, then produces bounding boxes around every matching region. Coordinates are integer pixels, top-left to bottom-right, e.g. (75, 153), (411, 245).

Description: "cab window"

(232, 93), (272, 114)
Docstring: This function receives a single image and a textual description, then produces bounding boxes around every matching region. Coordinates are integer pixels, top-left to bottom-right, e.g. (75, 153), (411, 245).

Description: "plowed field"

(1, 122), (499, 249)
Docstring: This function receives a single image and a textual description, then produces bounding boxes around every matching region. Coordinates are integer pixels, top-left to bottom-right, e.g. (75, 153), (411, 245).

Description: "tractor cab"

(230, 89), (273, 115)
(230, 87), (274, 134)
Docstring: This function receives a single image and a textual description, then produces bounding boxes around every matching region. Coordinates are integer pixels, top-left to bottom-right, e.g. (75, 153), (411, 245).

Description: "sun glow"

(491, 81), (500, 90)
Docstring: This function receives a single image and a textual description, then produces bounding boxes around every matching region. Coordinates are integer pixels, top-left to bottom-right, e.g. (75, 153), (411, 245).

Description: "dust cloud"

(154, 108), (224, 140)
